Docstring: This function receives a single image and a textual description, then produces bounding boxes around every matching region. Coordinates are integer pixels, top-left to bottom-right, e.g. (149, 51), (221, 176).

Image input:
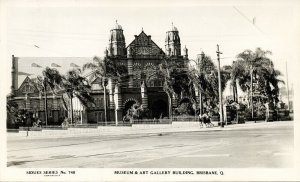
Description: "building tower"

(165, 23), (181, 56)
(127, 46), (134, 88)
(108, 21), (126, 57)
(183, 45), (188, 59)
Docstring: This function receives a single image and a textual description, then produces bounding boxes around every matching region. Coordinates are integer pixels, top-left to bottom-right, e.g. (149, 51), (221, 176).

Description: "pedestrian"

(36, 118), (42, 128)
(202, 111), (212, 127)
(198, 110), (204, 128)
(264, 102), (269, 122)
(199, 109), (212, 127)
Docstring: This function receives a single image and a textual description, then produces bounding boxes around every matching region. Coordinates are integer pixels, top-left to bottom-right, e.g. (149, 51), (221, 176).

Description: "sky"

(1, 0), (300, 95)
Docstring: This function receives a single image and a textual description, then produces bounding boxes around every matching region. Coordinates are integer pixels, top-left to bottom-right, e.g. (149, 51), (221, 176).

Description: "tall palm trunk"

(232, 82), (236, 102)
(44, 91), (48, 126)
(103, 84), (107, 125)
(250, 68), (254, 119)
(70, 95), (74, 124)
(167, 93), (172, 120)
(199, 91), (202, 115)
(235, 82), (238, 102)
(44, 80), (48, 126)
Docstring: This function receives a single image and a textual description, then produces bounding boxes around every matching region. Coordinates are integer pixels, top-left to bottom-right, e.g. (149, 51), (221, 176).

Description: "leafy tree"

(158, 57), (183, 118)
(188, 54), (230, 114)
(233, 48), (283, 105)
(61, 69), (93, 124)
(83, 56), (127, 124)
(32, 67), (63, 125)
(7, 100), (20, 128)
(123, 104), (152, 123)
(6, 100), (32, 128)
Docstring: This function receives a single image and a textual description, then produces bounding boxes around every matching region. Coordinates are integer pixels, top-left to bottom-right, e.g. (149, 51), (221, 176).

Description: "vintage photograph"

(1, 0), (299, 181)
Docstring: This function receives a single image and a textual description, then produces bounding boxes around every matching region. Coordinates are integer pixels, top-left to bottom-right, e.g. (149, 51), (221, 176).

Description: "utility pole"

(286, 61), (290, 111)
(44, 78), (48, 126)
(198, 52), (205, 116)
(250, 65), (254, 120)
(216, 44), (224, 127)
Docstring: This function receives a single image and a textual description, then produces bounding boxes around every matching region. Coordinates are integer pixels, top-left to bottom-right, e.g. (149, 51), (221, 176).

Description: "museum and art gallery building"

(7, 21), (191, 125)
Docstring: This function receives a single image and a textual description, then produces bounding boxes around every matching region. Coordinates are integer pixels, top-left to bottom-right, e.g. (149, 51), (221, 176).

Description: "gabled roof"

(126, 31), (165, 56)
(18, 76), (38, 93)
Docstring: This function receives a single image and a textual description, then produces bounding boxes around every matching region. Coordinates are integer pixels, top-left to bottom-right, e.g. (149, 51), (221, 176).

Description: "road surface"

(7, 122), (294, 168)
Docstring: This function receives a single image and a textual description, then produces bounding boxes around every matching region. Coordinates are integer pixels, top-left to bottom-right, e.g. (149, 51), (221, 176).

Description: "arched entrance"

(151, 99), (168, 119)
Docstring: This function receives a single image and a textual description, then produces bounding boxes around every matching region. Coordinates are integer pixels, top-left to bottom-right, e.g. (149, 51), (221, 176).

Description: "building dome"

(109, 20), (125, 42)
(165, 23), (181, 56)
(112, 20), (123, 30)
(170, 22), (178, 32)
(108, 20), (126, 57)
(171, 26), (178, 32)
(165, 23), (180, 42)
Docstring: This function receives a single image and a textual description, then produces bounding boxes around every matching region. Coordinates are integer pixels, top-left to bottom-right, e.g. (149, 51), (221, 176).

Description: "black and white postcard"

(1, 0), (299, 181)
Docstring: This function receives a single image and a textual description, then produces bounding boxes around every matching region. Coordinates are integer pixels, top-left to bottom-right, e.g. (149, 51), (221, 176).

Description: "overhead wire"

(232, 6), (266, 35)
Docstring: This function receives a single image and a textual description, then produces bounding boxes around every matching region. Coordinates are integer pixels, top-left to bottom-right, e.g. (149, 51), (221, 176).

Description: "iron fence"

(172, 116), (198, 122)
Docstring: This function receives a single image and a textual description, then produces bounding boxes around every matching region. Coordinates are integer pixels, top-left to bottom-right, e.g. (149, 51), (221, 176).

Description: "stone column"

(114, 84), (123, 125)
(108, 78), (115, 109)
(141, 81), (148, 108)
(127, 46), (134, 88)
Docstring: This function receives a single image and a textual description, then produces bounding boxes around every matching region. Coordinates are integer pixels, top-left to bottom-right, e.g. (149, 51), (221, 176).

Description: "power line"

(6, 39), (68, 56)
(232, 6), (265, 35)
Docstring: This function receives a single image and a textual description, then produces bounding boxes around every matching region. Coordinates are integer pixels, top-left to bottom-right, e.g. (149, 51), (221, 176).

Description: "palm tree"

(83, 56), (127, 125)
(33, 67), (63, 126)
(158, 55), (197, 118)
(61, 69), (93, 124)
(188, 53), (232, 120)
(221, 65), (237, 101)
(158, 57), (179, 119)
(234, 48), (283, 118)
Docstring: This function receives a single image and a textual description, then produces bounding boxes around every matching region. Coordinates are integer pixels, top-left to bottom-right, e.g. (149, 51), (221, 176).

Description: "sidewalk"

(7, 120), (293, 140)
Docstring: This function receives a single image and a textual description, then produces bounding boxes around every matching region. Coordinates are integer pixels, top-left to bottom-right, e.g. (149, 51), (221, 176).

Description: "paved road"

(7, 122), (294, 168)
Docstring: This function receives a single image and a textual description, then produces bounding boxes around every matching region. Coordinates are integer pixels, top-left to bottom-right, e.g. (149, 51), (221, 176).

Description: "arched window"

(133, 63), (142, 88)
(144, 63), (160, 87)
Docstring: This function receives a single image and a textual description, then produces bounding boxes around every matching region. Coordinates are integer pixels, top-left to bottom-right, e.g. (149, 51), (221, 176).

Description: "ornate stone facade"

(102, 22), (189, 123)
(7, 22), (189, 125)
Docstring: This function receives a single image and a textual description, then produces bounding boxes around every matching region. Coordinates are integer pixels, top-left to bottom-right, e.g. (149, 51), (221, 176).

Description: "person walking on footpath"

(199, 109), (213, 128)
(198, 111), (204, 128)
